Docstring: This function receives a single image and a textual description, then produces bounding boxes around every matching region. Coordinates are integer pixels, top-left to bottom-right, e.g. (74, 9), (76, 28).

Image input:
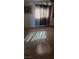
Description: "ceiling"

(24, 0), (52, 4)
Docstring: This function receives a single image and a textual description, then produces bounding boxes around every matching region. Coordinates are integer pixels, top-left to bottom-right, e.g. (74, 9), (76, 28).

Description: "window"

(35, 6), (49, 19)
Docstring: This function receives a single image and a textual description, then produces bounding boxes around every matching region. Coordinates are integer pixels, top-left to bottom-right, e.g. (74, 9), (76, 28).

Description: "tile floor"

(24, 27), (54, 59)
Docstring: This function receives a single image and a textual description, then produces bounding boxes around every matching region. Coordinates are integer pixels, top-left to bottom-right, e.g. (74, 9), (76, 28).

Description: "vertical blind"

(35, 6), (49, 20)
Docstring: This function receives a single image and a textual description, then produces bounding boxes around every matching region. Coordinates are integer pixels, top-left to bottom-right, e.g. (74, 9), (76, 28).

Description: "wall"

(24, 5), (35, 27)
(24, 0), (36, 27)
(49, 5), (54, 26)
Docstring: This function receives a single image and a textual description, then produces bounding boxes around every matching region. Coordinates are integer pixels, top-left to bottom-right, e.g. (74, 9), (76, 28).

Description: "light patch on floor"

(36, 43), (51, 55)
(24, 31), (47, 43)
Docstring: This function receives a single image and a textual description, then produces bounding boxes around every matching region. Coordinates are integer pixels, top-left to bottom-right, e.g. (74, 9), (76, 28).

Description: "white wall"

(24, 12), (35, 28)
(24, 3), (36, 27)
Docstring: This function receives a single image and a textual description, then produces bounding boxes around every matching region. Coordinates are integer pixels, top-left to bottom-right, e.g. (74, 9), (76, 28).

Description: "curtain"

(35, 6), (49, 20)
(35, 6), (49, 26)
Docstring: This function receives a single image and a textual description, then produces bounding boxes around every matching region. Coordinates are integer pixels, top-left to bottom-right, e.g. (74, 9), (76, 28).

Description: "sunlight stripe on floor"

(25, 32), (36, 43)
(25, 31), (47, 42)
(31, 32), (38, 41)
(24, 32), (32, 41)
